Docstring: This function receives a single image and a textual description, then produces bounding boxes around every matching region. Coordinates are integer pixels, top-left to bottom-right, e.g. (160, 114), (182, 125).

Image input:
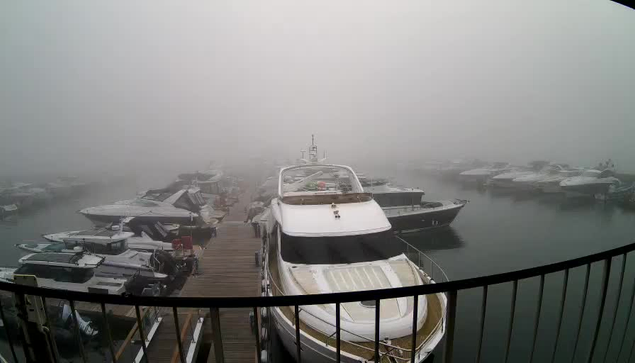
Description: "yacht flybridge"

(262, 164), (447, 362)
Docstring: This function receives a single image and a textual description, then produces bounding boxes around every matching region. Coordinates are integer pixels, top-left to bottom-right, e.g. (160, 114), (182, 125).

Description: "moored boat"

(262, 163), (447, 362)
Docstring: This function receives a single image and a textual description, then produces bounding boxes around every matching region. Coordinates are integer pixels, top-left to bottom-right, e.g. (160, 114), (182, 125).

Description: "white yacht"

(262, 164), (447, 362)
(560, 169), (621, 197)
(533, 169), (583, 193)
(487, 161), (551, 189)
(79, 198), (198, 226)
(458, 162), (511, 184)
(511, 164), (568, 191)
(0, 252), (128, 294)
(17, 231), (174, 283)
(40, 223), (175, 252)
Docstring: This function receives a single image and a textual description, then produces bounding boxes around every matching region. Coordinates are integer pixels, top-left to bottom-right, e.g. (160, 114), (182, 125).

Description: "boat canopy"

(274, 199), (391, 237)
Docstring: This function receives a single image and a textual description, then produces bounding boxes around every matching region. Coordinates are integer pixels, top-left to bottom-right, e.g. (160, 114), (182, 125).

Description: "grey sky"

(1, 1), (633, 179)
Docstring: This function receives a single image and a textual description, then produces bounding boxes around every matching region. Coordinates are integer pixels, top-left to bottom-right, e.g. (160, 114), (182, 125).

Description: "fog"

(1, 0), (634, 181)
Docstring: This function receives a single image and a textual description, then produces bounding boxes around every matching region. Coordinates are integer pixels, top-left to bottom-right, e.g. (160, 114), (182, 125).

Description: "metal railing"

(0, 241), (634, 363)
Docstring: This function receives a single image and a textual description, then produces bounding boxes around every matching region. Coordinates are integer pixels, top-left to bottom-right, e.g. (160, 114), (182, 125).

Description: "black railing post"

(528, 275), (545, 363)
(571, 264), (591, 363)
(69, 300), (87, 363)
(134, 305), (149, 362)
(616, 265), (635, 362)
(254, 307), (262, 363)
(443, 291), (458, 363)
(504, 280), (518, 363)
(374, 299), (381, 363)
(550, 268), (569, 363)
(294, 305), (301, 363)
(210, 307), (225, 363)
(475, 285), (488, 363)
(39, 297), (60, 363)
(100, 302), (117, 363)
(336, 302), (341, 363)
(173, 307), (185, 363)
(586, 258), (612, 363)
(602, 254), (626, 363)
(411, 294), (419, 363)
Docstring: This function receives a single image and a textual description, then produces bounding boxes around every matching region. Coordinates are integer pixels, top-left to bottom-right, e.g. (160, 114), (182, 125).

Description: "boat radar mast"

(300, 134), (327, 164)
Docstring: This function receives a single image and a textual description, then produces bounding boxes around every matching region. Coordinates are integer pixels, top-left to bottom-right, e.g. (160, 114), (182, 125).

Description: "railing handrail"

(1, 241), (633, 308)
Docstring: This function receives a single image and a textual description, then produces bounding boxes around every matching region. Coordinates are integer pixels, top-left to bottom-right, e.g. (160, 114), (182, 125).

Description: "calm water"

(2, 168), (635, 362)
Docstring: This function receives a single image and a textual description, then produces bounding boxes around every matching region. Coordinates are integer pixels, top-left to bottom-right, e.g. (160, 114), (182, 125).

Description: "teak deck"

(144, 193), (262, 363)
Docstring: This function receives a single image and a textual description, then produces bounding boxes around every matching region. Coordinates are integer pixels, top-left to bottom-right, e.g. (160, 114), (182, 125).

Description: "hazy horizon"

(1, 1), (634, 180)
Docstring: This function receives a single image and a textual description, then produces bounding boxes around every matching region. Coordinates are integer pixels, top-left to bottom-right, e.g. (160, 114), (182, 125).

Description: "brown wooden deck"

(144, 192), (262, 363)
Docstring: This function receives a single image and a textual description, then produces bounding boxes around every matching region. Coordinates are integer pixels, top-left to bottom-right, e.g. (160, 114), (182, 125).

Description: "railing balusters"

(134, 305), (149, 362)
(411, 294), (419, 363)
(374, 299), (380, 363)
(504, 280), (518, 363)
(100, 302), (117, 363)
(602, 254), (626, 363)
(475, 285), (488, 363)
(254, 307), (262, 363)
(571, 264), (591, 363)
(529, 275), (545, 363)
(616, 264), (635, 362)
(294, 305), (301, 363)
(586, 258), (612, 363)
(443, 290), (458, 363)
(39, 297), (60, 363)
(210, 307), (225, 363)
(336, 302), (341, 363)
(0, 299), (20, 363)
(550, 268), (569, 363)
(69, 300), (87, 363)
(173, 307), (185, 363)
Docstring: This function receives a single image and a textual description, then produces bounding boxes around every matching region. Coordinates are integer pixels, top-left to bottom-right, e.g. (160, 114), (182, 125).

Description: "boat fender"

(261, 327), (268, 342)
(255, 251), (261, 266)
(260, 350), (268, 363)
(260, 307), (268, 320)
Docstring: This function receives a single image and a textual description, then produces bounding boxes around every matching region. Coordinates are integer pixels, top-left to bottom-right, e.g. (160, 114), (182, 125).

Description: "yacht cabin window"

(280, 230), (402, 265)
(373, 193), (422, 207)
(14, 265), (94, 283)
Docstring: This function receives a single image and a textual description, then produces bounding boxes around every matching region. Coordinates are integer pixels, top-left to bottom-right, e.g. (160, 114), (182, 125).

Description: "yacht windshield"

(281, 165), (363, 195)
(280, 230), (402, 265)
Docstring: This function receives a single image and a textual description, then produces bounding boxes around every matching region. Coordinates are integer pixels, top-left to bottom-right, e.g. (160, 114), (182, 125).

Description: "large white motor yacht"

(262, 164), (447, 363)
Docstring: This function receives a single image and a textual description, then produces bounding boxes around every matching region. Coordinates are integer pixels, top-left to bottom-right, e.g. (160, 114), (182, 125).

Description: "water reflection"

(400, 227), (465, 251)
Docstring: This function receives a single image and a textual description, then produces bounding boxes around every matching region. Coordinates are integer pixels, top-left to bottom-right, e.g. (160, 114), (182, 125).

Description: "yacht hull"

(271, 303), (441, 363)
(384, 202), (466, 233)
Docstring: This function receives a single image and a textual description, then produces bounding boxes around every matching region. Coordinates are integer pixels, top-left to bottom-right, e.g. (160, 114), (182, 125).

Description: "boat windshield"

(280, 230), (403, 265)
(15, 264), (94, 283)
(281, 165), (363, 195)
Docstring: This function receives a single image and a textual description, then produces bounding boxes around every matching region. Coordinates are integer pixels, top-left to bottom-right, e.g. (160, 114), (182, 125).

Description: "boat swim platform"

(142, 192), (262, 363)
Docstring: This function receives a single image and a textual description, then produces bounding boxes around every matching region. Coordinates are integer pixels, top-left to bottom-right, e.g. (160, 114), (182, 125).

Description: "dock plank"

(146, 192), (261, 363)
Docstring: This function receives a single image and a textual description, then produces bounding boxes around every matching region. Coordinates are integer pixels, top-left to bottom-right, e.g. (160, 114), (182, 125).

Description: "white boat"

(42, 224), (174, 252)
(79, 198), (198, 226)
(458, 162), (511, 184)
(0, 252), (128, 294)
(18, 231), (174, 283)
(511, 164), (569, 190)
(262, 164), (447, 363)
(533, 169), (583, 193)
(560, 169), (621, 197)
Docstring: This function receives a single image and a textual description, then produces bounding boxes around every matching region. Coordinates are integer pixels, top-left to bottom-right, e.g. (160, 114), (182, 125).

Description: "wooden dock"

(143, 192), (262, 363)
